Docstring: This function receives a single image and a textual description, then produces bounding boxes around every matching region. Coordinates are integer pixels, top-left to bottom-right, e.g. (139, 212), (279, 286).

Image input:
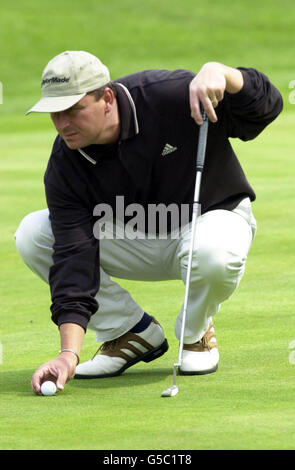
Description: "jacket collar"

(115, 82), (139, 139)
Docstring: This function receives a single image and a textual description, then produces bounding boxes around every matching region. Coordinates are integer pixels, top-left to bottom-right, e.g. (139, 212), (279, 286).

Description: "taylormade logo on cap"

(41, 77), (70, 86)
(26, 50), (111, 114)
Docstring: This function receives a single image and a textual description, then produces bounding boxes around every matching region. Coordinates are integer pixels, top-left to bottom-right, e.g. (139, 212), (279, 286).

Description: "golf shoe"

(75, 317), (168, 378)
(179, 320), (219, 375)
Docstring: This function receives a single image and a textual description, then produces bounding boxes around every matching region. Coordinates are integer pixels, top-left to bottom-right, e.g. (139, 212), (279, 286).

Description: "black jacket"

(44, 67), (283, 330)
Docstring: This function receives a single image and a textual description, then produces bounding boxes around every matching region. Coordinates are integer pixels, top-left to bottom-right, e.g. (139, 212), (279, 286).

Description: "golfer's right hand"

(31, 354), (77, 395)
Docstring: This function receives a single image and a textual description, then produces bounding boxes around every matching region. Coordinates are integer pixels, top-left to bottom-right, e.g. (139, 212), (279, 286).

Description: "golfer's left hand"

(189, 62), (227, 125)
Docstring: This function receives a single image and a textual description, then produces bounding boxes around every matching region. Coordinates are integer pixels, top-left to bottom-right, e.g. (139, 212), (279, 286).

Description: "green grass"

(1, 0), (295, 451)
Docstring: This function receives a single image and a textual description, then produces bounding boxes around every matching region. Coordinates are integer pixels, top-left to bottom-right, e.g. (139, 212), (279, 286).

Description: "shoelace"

(200, 335), (211, 351)
(91, 339), (119, 360)
(196, 327), (215, 351)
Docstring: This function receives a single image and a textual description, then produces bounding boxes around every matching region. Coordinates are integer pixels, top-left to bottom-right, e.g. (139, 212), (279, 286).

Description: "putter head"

(161, 385), (179, 397)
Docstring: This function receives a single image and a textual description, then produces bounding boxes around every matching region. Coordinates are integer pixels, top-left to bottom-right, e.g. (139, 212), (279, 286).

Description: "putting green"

(1, 0), (295, 451)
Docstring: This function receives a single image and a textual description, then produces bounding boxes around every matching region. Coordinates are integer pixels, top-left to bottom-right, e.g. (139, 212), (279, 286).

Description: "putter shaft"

(161, 113), (208, 397)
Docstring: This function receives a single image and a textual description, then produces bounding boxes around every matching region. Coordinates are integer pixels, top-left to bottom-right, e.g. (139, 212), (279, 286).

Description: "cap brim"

(26, 93), (86, 114)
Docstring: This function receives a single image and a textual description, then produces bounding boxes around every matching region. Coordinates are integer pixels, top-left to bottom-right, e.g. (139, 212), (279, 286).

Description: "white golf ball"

(41, 381), (57, 396)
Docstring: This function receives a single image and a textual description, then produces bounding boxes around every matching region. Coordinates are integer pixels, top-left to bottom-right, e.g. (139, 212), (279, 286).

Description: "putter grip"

(196, 112), (208, 172)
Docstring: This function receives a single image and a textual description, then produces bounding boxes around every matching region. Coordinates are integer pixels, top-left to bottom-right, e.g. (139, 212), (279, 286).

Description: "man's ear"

(103, 88), (115, 105)
(102, 88), (115, 114)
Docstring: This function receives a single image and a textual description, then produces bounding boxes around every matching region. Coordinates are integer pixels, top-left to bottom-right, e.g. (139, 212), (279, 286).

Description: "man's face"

(50, 93), (111, 149)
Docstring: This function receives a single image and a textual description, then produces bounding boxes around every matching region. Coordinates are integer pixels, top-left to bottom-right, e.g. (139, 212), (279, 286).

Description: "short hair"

(87, 82), (117, 101)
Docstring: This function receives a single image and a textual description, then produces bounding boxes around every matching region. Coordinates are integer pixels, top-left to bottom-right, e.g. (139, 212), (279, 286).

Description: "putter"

(161, 110), (209, 397)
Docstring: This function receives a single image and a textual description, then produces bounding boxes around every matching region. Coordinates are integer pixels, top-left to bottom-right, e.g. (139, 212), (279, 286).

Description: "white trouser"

(14, 198), (257, 344)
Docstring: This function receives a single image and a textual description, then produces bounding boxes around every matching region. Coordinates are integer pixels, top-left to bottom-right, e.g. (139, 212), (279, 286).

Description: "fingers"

(31, 365), (56, 395)
(189, 62), (226, 125)
(31, 357), (74, 395)
(190, 91), (218, 126)
(56, 365), (69, 391)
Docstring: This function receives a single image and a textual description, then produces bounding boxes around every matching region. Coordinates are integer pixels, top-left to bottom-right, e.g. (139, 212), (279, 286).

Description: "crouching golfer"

(15, 51), (283, 394)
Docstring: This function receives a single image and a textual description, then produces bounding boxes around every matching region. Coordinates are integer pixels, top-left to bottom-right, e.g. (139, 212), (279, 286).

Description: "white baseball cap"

(26, 50), (111, 114)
